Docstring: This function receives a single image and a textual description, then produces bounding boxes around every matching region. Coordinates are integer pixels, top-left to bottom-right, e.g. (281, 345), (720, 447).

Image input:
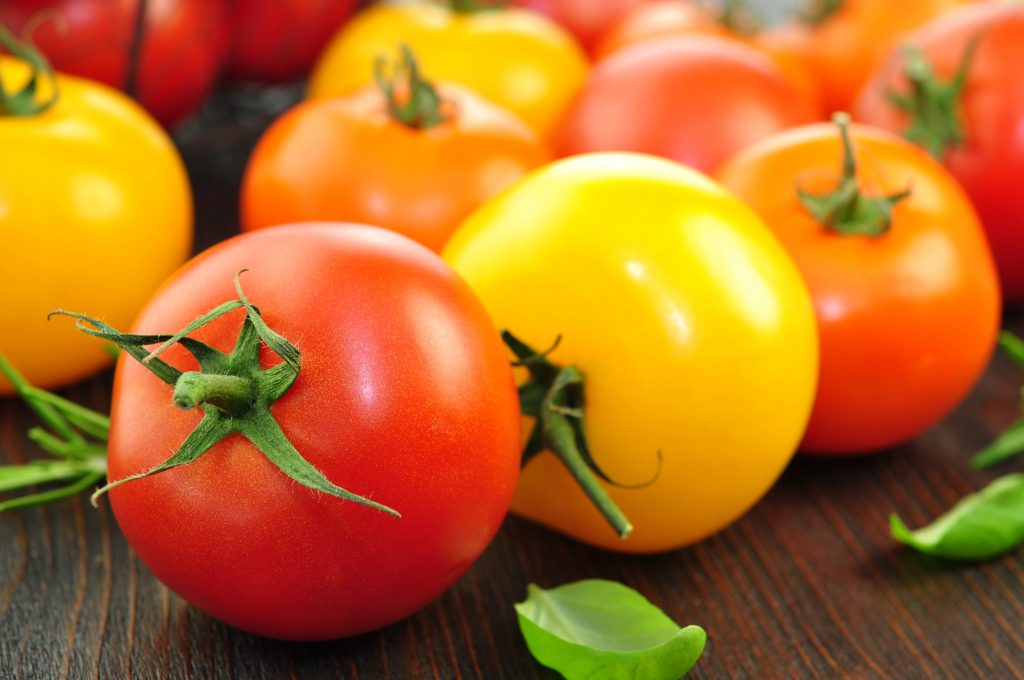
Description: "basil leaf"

(890, 473), (1024, 561)
(515, 579), (706, 680)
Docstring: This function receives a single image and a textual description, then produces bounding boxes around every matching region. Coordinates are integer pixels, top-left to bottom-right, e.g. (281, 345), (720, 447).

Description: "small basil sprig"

(972, 331), (1024, 470)
(515, 579), (706, 679)
(890, 474), (1024, 561)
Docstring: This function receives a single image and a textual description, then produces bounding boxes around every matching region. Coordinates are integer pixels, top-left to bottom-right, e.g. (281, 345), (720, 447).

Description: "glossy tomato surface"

(444, 153), (818, 553)
(717, 123), (1000, 454)
(0, 0), (230, 127)
(514, 0), (648, 52)
(594, 0), (821, 113)
(241, 83), (550, 252)
(855, 3), (1024, 302)
(225, 0), (358, 82)
(307, 1), (588, 137)
(0, 56), (192, 394)
(791, 0), (966, 114)
(106, 224), (521, 640)
(554, 36), (818, 173)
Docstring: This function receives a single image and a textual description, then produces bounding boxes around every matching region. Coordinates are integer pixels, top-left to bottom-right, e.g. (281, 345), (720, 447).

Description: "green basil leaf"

(890, 473), (1024, 561)
(515, 579), (706, 680)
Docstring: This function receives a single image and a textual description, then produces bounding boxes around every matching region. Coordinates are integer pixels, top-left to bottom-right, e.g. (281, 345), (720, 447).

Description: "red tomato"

(0, 0), (230, 127)
(225, 0), (357, 82)
(855, 3), (1024, 302)
(515, 0), (649, 52)
(717, 119), (1000, 454)
(554, 36), (818, 174)
(103, 224), (521, 640)
(595, 0), (822, 114)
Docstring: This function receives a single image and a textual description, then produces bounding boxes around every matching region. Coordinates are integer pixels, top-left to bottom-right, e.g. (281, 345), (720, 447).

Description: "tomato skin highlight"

(0, 56), (192, 394)
(241, 84), (550, 252)
(554, 37), (818, 174)
(444, 153), (818, 553)
(717, 123), (1001, 454)
(854, 3), (1024, 302)
(307, 1), (589, 137)
(0, 0), (231, 127)
(105, 224), (521, 640)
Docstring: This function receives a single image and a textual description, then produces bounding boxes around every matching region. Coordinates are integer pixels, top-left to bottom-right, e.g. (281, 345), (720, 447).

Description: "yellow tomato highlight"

(307, 2), (588, 138)
(444, 153), (818, 552)
(0, 57), (192, 393)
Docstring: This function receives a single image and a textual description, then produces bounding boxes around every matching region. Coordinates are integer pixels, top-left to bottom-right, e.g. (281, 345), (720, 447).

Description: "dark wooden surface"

(3, 86), (1024, 680)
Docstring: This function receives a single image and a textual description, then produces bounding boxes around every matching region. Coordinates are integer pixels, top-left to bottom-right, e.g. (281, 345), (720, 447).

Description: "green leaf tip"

(890, 474), (1024, 561)
(515, 579), (706, 679)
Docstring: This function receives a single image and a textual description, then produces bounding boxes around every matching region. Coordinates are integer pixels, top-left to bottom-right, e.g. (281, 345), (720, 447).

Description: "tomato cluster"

(1, 0), (1021, 650)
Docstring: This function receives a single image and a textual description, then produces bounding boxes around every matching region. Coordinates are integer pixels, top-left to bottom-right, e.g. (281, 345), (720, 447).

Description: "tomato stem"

(173, 372), (255, 416)
(797, 112), (911, 237)
(52, 272), (401, 517)
(445, 0), (508, 13)
(0, 22), (60, 116)
(374, 45), (447, 130)
(503, 331), (639, 540)
(885, 36), (980, 160)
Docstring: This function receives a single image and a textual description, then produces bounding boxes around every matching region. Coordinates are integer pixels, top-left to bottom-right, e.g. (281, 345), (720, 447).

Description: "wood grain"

(2, 85), (1023, 680)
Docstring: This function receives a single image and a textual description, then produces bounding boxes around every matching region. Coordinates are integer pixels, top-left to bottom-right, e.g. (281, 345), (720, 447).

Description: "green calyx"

(52, 271), (400, 517)
(374, 44), (446, 131)
(972, 331), (1024, 470)
(799, 0), (844, 26)
(714, 0), (761, 37)
(798, 112), (911, 238)
(504, 332), (662, 540)
(885, 39), (979, 160)
(0, 23), (59, 116)
(445, 0), (508, 13)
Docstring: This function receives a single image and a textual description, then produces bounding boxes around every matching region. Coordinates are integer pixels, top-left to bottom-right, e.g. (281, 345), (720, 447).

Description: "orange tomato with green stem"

(307, 0), (588, 137)
(717, 114), (1000, 454)
(242, 46), (549, 252)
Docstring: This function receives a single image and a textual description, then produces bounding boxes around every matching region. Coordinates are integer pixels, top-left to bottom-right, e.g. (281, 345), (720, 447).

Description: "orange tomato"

(717, 117), (1000, 454)
(595, 1), (821, 114)
(242, 52), (549, 252)
(786, 0), (967, 114)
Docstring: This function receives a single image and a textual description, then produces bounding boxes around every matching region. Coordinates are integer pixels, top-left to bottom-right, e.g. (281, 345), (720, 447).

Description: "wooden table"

(2, 86), (1023, 680)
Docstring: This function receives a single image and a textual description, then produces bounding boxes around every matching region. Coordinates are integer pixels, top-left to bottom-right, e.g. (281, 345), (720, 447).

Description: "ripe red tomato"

(514, 0), (649, 52)
(241, 51), (549, 252)
(854, 3), (1024, 302)
(717, 118), (1000, 454)
(102, 224), (521, 640)
(225, 0), (358, 82)
(0, 0), (230, 127)
(554, 36), (818, 173)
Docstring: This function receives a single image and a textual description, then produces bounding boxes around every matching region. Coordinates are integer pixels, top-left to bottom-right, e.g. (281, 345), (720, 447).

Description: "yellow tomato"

(0, 56), (192, 394)
(443, 153), (818, 553)
(307, 1), (588, 137)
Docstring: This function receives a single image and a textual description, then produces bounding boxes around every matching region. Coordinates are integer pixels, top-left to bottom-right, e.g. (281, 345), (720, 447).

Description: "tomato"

(716, 117), (1000, 454)
(514, 0), (649, 52)
(98, 223), (520, 640)
(553, 36), (818, 174)
(0, 52), (191, 395)
(0, 0), (231, 127)
(787, 0), (966, 114)
(854, 3), (1024, 302)
(225, 0), (357, 82)
(241, 49), (549, 252)
(594, 0), (822, 113)
(307, 1), (588, 137)
(443, 153), (818, 553)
